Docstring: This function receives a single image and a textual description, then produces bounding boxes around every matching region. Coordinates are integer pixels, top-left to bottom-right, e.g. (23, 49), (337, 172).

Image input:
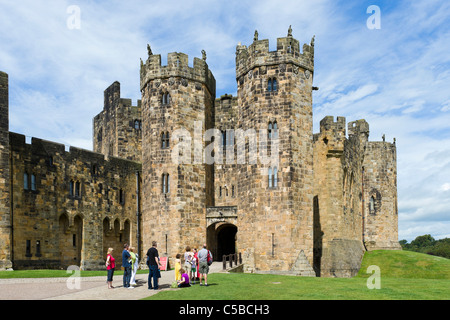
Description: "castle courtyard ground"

(0, 262), (223, 300)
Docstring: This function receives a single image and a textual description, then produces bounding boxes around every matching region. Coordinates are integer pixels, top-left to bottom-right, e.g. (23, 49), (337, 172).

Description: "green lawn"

(145, 250), (450, 300)
(1, 250), (448, 300)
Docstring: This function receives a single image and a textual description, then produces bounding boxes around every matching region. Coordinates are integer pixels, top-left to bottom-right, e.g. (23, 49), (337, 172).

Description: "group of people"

(174, 244), (213, 287)
(105, 244), (139, 289)
(105, 241), (213, 290)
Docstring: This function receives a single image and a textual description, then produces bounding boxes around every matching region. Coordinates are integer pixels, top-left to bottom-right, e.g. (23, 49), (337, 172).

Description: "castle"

(0, 29), (400, 277)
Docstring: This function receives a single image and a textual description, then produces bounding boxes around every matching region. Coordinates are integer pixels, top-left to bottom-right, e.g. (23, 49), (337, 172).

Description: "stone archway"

(205, 206), (238, 261)
(206, 222), (238, 261)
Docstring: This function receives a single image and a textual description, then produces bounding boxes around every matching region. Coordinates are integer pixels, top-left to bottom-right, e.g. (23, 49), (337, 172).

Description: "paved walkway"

(0, 262), (224, 300)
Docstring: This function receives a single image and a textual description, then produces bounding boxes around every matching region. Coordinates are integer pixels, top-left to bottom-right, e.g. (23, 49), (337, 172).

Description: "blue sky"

(1, 0), (449, 241)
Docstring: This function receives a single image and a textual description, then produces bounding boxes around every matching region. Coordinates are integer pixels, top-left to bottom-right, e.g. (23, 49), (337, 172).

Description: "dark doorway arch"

(207, 223), (237, 261)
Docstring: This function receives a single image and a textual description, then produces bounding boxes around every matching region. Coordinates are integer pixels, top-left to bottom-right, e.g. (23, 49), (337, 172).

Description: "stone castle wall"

(7, 131), (140, 269)
(0, 71), (12, 269)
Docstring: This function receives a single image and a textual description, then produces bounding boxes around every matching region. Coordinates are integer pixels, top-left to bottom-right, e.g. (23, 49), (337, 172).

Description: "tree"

(410, 234), (436, 248)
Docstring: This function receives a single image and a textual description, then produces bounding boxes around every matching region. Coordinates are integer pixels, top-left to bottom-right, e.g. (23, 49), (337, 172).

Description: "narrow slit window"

(268, 167), (273, 188)
(24, 173), (29, 190)
(267, 78), (272, 92)
(31, 174), (36, 191)
(75, 181), (81, 198)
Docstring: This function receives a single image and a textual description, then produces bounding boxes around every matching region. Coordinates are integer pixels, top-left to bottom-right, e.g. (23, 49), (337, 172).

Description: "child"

(175, 253), (182, 282)
(190, 250), (197, 284)
(178, 268), (191, 288)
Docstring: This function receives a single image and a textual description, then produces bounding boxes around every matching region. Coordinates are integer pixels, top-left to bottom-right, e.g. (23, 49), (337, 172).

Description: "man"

(146, 241), (162, 290)
(198, 243), (212, 286)
(122, 243), (133, 289)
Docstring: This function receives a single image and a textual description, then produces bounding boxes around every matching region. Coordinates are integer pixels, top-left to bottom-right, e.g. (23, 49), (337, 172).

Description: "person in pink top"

(106, 248), (116, 289)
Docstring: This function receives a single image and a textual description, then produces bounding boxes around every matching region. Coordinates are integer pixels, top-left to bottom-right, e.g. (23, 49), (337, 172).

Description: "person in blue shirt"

(122, 243), (133, 289)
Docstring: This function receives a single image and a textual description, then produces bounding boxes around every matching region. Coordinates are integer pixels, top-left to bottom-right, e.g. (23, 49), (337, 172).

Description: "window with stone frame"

(161, 131), (170, 149)
(31, 174), (36, 191)
(75, 181), (81, 198)
(268, 121), (278, 140)
(268, 167), (278, 188)
(134, 119), (141, 130)
(24, 172), (29, 190)
(162, 173), (170, 194)
(369, 196), (375, 215)
(119, 189), (125, 205)
(69, 180), (74, 196)
(162, 92), (171, 105)
(267, 78), (278, 92)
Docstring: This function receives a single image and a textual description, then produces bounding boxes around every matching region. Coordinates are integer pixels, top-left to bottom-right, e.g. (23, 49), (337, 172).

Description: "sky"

(0, 0), (449, 242)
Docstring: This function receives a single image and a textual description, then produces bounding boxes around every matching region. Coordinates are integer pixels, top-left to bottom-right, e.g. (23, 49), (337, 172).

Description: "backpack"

(207, 250), (212, 266)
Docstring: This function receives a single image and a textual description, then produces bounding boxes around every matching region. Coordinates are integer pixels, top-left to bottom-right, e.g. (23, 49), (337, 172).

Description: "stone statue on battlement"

(147, 44), (153, 57)
(288, 25), (293, 37)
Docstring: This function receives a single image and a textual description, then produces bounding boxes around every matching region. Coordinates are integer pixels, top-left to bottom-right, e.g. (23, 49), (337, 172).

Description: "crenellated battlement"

(140, 47), (215, 96)
(319, 116), (346, 134)
(235, 29), (314, 80)
(348, 119), (369, 139)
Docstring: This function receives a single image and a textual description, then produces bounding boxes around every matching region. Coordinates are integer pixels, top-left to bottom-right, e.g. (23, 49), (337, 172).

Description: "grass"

(144, 250), (450, 300)
(1, 250), (448, 300)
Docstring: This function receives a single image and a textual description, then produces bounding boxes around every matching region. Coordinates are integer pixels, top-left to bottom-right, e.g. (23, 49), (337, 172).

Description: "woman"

(184, 246), (193, 275)
(130, 246), (138, 286)
(105, 248), (115, 289)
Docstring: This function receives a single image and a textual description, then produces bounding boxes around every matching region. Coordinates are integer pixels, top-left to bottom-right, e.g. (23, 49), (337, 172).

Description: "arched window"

(268, 121), (278, 140)
(134, 120), (141, 130)
(268, 78), (278, 92)
(162, 92), (170, 105)
(268, 167), (278, 188)
(69, 180), (74, 196)
(161, 131), (170, 149)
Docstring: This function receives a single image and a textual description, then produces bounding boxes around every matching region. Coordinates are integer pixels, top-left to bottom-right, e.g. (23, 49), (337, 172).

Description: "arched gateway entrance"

(206, 206), (238, 261)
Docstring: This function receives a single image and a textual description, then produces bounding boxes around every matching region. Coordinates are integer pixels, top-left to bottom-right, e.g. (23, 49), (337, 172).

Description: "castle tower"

(234, 29), (315, 275)
(362, 135), (401, 250)
(140, 47), (216, 259)
(313, 117), (367, 277)
(93, 81), (142, 162)
(0, 71), (12, 269)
